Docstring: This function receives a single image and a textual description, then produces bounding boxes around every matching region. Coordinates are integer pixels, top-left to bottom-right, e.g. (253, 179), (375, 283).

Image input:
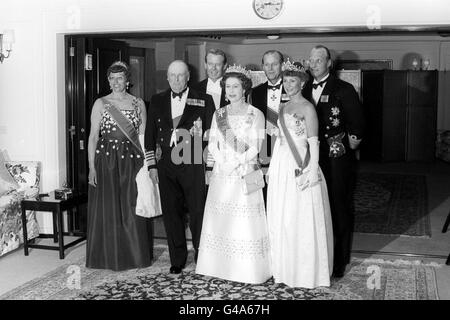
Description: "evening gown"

(267, 112), (334, 288)
(86, 101), (153, 271)
(196, 104), (271, 284)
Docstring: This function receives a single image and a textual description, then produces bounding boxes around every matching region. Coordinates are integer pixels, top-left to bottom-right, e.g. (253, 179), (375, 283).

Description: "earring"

(126, 83), (129, 90)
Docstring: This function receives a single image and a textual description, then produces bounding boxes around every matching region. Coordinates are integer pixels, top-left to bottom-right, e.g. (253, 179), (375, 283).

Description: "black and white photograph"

(0, 0), (450, 311)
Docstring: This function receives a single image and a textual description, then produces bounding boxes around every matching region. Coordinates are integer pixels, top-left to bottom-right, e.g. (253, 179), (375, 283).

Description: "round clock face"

(253, 0), (283, 20)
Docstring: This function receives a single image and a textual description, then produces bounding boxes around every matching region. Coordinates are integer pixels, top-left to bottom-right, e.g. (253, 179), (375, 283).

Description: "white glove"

(348, 134), (362, 150)
(138, 134), (145, 153)
(221, 158), (240, 175)
(296, 136), (320, 190)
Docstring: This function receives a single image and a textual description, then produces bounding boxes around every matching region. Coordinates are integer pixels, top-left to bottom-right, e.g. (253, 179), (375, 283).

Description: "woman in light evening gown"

(266, 60), (333, 288)
(195, 66), (271, 284)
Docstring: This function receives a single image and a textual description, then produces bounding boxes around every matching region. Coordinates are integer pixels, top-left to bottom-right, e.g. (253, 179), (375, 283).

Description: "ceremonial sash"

(102, 98), (144, 156)
(215, 107), (250, 154)
(266, 106), (279, 128)
(278, 105), (310, 176)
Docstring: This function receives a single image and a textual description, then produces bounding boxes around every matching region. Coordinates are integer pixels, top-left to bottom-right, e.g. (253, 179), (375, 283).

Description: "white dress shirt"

(171, 87), (189, 119)
(206, 78), (222, 109)
(312, 74), (330, 106)
(266, 79), (283, 113)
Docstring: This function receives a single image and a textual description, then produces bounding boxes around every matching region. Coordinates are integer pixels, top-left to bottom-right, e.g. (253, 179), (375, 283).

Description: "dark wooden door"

(406, 70), (438, 161)
(65, 37), (129, 231)
(382, 71), (408, 162)
(361, 70), (384, 161)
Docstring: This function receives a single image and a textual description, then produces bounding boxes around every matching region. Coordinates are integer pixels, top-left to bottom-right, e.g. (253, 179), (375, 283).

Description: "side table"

(21, 191), (87, 259)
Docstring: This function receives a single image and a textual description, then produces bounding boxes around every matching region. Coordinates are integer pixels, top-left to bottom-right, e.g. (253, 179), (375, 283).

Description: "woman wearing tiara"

(86, 61), (155, 271)
(266, 60), (334, 288)
(196, 65), (271, 284)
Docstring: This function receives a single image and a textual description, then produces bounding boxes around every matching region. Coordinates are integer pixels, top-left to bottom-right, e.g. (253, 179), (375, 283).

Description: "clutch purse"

(242, 168), (265, 195)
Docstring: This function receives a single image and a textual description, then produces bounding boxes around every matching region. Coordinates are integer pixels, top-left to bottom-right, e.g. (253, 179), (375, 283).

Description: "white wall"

(0, 0), (449, 231)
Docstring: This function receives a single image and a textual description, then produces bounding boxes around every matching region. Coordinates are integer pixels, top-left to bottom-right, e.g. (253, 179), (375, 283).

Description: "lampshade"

(2, 30), (15, 45)
(0, 29), (14, 62)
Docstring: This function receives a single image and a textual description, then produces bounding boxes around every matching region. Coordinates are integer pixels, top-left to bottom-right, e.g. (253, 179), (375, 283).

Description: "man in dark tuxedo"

(145, 60), (215, 274)
(193, 48), (228, 110)
(251, 50), (290, 201)
(303, 45), (365, 278)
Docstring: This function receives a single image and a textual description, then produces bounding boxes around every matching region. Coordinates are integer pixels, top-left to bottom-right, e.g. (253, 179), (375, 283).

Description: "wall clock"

(253, 0), (284, 20)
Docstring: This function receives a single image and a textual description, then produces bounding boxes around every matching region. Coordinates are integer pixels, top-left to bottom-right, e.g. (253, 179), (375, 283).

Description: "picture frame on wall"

(334, 59), (393, 71)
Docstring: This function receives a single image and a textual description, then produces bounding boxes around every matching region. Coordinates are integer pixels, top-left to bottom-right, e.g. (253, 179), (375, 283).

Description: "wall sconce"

(0, 30), (15, 63)
(422, 59), (430, 70)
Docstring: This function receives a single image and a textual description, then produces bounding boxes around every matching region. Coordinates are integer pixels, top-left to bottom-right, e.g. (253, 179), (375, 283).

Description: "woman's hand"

(88, 169), (97, 187)
(269, 127), (280, 137)
(295, 167), (320, 191)
(222, 159), (240, 175)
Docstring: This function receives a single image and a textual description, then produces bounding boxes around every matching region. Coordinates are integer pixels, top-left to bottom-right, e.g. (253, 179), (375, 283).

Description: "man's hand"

(205, 171), (212, 185)
(348, 134), (362, 150)
(149, 168), (159, 184)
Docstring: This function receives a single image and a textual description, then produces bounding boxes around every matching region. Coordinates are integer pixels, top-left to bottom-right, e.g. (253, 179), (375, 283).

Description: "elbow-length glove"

(297, 136), (320, 190)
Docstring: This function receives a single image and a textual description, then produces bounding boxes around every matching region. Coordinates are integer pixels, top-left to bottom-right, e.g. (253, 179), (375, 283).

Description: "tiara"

(111, 61), (129, 70)
(281, 59), (306, 73)
(225, 64), (252, 78)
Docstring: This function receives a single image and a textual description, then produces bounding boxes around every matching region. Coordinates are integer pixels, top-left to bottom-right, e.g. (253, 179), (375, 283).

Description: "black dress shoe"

(169, 266), (183, 274)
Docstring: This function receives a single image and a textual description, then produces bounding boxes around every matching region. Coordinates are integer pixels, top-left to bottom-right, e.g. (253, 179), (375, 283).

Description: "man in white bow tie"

(145, 60), (215, 275)
(251, 50), (290, 203)
(303, 45), (365, 278)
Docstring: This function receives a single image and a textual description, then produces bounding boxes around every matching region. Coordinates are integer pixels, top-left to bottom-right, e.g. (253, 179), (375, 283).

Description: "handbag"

(241, 167), (265, 195)
(135, 165), (162, 218)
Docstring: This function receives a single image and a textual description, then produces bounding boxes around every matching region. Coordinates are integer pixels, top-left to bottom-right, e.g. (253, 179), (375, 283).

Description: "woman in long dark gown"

(86, 61), (153, 271)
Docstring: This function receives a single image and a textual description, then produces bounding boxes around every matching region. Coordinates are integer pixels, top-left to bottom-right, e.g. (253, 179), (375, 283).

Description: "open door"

(65, 36), (130, 231)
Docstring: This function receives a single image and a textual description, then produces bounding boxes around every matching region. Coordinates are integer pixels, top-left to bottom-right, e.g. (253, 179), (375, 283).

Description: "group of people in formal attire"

(86, 44), (364, 289)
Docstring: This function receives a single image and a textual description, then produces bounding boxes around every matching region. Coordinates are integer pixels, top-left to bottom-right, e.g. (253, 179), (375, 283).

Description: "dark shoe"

(169, 266), (183, 274)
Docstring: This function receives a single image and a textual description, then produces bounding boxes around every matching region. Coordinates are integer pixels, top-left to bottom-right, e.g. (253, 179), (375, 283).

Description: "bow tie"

(312, 80), (327, 90)
(268, 83), (282, 91)
(172, 88), (187, 99)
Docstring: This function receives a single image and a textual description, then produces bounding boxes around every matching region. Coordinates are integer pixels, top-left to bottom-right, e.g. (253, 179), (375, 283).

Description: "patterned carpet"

(353, 172), (430, 237)
(1, 245), (440, 300)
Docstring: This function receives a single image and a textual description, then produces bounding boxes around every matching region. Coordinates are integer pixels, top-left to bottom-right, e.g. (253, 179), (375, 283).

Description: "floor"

(1, 160), (450, 299)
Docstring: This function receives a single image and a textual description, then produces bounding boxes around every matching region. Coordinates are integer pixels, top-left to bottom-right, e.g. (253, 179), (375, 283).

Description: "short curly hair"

(107, 61), (131, 82)
(221, 72), (253, 96)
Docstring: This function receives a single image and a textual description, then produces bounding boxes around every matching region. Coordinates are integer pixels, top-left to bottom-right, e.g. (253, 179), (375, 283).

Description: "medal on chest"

(270, 92), (278, 102)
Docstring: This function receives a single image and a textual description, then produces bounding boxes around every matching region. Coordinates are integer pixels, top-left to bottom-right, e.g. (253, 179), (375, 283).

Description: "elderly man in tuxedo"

(251, 50), (290, 202)
(145, 60), (215, 274)
(302, 45), (365, 278)
(194, 48), (228, 110)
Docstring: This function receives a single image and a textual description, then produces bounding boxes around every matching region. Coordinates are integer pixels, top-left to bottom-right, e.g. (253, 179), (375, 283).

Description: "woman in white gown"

(267, 60), (334, 288)
(196, 66), (271, 284)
